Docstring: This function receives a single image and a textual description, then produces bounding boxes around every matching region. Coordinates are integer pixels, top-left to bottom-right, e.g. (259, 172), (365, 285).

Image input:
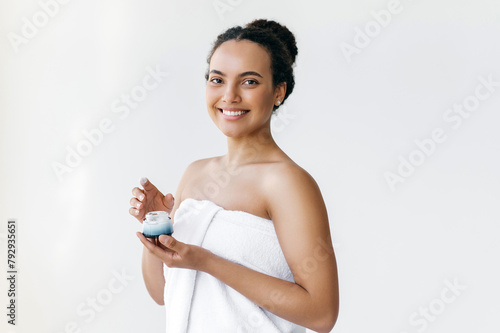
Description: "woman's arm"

(265, 163), (339, 330)
(141, 243), (166, 305)
(136, 162), (196, 305)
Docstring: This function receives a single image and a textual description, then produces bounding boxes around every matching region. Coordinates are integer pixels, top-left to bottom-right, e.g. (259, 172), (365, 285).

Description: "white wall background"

(1, 0), (499, 332)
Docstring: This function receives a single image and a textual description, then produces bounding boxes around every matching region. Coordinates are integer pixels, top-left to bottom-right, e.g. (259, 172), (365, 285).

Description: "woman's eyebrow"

(239, 71), (263, 78)
(209, 69), (263, 78)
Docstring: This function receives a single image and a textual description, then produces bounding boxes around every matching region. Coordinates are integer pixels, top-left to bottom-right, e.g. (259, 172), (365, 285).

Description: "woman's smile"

(218, 107), (250, 119)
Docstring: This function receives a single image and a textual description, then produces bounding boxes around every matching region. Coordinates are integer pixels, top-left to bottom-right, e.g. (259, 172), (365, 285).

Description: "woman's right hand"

(129, 177), (175, 222)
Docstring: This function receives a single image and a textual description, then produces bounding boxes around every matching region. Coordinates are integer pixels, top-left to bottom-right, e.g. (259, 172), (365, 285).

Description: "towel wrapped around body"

(163, 198), (306, 333)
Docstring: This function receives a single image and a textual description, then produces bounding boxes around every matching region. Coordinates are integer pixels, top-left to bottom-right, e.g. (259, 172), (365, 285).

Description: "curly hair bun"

(246, 19), (298, 64)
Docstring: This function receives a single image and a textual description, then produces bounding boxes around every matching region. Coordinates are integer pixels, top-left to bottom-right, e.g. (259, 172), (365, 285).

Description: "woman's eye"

(210, 78), (222, 84)
(244, 79), (258, 85)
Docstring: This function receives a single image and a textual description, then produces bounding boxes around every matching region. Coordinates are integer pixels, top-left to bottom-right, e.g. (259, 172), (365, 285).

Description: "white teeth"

(221, 109), (248, 116)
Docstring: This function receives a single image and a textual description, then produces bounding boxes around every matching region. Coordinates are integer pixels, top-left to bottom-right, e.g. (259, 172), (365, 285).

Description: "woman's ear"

(275, 82), (287, 104)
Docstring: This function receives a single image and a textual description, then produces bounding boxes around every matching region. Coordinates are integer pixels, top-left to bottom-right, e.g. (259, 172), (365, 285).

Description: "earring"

(276, 100), (281, 106)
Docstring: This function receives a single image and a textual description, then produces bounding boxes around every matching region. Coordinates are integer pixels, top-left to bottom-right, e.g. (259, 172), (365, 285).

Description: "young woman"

(130, 19), (339, 333)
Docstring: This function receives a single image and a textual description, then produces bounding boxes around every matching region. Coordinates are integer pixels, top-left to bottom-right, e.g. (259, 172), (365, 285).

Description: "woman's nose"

(222, 84), (241, 103)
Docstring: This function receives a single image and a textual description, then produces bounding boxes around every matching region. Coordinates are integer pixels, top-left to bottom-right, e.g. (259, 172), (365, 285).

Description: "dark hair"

(205, 19), (298, 112)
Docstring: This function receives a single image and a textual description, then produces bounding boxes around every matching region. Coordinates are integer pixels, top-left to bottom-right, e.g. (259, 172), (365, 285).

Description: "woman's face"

(206, 39), (282, 138)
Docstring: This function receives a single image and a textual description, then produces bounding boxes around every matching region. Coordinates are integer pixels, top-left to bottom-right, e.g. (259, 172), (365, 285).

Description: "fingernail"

(136, 203), (141, 208)
(134, 210), (139, 215)
(139, 195), (145, 201)
(140, 177), (148, 185)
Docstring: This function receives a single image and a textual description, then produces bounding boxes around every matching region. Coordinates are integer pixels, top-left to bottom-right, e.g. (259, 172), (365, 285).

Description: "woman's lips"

(218, 108), (250, 120)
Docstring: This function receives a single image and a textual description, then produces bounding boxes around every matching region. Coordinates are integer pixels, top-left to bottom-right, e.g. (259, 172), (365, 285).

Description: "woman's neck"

(224, 128), (280, 167)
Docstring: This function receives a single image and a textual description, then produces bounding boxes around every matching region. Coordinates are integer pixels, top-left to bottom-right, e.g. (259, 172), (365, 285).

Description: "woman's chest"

(181, 168), (270, 220)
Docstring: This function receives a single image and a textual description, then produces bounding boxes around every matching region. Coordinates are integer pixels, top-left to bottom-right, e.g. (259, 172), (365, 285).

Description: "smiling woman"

(207, 38), (282, 138)
(130, 19), (339, 333)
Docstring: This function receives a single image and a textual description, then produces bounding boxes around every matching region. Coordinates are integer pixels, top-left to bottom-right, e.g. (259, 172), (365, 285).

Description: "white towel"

(163, 198), (306, 333)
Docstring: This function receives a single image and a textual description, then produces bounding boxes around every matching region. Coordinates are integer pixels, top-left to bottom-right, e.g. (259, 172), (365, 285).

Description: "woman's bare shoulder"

(263, 159), (318, 189)
(171, 156), (221, 216)
(178, 157), (218, 190)
(184, 156), (221, 174)
(261, 159), (325, 219)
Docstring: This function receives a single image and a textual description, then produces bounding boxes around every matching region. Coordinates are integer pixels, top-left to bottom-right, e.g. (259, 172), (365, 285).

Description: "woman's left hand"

(136, 232), (212, 271)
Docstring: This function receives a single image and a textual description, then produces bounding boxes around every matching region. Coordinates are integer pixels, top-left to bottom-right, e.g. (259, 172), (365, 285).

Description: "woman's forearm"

(141, 245), (165, 305)
(200, 253), (337, 333)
